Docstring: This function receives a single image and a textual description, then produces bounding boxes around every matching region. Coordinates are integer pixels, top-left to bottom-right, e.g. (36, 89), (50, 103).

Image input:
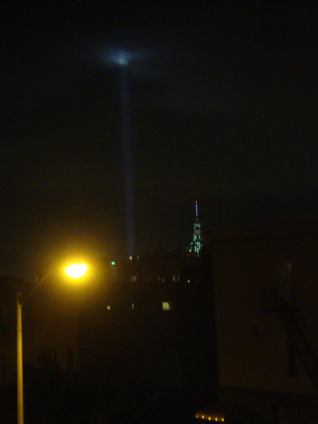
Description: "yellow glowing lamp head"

(65, 263), (88, 279)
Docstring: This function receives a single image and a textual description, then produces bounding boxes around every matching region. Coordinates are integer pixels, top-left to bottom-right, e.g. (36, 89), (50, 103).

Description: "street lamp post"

(17, 292), (24, 424)
(16, 262), (88, 424)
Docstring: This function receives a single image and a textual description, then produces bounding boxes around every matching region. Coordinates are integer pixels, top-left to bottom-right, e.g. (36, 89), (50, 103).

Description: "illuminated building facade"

(189, 201), (203, 257)
(117, 246), (210, 284)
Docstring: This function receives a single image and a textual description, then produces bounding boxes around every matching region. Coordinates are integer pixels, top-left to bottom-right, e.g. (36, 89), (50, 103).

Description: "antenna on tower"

(195, 200), (199, 222)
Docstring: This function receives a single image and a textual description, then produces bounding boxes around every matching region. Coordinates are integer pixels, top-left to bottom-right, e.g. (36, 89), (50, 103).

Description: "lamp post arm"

(22, 268), (56, 305)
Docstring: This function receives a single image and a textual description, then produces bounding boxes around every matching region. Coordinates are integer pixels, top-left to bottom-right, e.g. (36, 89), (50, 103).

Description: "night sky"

(2, 1), (318, 277)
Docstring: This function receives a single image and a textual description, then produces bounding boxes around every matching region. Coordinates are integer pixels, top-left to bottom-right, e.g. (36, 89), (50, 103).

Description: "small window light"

(187, 279), (191, 283)
(162, 302), (171, 311)
(131, 303), (134, 310)
(107, 305), (111, 310)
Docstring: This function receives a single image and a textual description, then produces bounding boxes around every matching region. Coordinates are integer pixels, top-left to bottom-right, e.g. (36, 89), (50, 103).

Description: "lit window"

(187, 279), (191, 283)
(162, 302), (172, 311)
(173, 275), (176, 282)
(107, 305), (111, 310)
(131, 303), (134, 310)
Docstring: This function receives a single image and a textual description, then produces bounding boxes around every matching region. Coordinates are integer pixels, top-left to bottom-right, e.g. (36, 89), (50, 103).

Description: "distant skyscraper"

(189, 201), (203, 257)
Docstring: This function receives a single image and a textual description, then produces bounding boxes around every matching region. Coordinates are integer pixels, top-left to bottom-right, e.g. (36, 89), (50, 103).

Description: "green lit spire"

(189, 201), (202, 257)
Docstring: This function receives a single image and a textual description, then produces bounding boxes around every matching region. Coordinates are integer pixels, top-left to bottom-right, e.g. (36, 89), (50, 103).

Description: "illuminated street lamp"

(65, 263), (88, 279)
(17, 262), (88, 424)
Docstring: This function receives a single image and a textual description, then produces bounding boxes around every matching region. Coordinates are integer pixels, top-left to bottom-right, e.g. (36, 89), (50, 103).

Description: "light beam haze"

(119, 61), (135, 258)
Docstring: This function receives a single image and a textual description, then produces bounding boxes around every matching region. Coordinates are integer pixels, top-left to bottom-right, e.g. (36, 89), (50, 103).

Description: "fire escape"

(262, 286), (318, 392)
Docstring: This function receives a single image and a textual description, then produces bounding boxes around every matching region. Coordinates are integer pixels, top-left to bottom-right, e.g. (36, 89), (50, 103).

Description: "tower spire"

(189, 201), (203, 257)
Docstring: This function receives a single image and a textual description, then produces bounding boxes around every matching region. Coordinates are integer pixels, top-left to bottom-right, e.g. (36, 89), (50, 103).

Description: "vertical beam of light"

(120, 64), (135, 258)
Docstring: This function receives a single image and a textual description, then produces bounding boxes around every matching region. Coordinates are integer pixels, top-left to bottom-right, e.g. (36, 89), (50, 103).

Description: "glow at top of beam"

(101, 47), (149, 68)
(112, 50), (131, 66)
(105, 49), (137, 66)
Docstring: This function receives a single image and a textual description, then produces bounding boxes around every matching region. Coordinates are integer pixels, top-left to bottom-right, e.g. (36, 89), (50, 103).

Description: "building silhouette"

(78, 247), (217, 423)
(198, 224), (318, 424)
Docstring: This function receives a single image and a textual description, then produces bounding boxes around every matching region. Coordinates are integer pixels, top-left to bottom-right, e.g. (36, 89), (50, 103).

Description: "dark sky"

(1, 1), (318, 277)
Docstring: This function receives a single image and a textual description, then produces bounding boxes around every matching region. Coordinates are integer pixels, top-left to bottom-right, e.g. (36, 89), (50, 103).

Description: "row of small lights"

(106, 302), (172, 311)
(128, 276), (198, 283)
(196, 414), (225, 422)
